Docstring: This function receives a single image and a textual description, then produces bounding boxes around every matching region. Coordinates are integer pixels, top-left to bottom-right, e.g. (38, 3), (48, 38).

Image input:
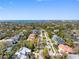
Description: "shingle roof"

(52, 35), (65, 44)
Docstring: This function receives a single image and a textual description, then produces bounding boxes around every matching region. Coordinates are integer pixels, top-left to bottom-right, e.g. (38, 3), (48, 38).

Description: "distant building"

(32, 30), (39, 34)
(0, 30), (6, 39)
(54, 29), (59, 33)
(71, 32), (79, 42)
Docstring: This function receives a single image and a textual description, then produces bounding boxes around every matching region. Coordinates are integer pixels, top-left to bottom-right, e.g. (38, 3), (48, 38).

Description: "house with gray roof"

(52, 35), (65, 44)
(15, 47), (31, 59)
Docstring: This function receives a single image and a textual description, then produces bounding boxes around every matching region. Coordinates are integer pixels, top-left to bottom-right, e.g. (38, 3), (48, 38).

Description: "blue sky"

(0, 0), (79, 20)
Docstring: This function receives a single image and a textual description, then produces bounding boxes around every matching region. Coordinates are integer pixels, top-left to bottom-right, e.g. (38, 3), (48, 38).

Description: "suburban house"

(32, 30), (39, 34)
(0, 30), (6, 39)
(1, 32), (24, 47)
(15, 47), (31, 59)
(71, 32), (79, 42)
(58, 44), (73, 54)
(5, 39), (14, 47)
(52, 35), (65, 44)
(11, 35), (20, 44)
(28, 33), (36, 41)
(54, 29), (59, 33)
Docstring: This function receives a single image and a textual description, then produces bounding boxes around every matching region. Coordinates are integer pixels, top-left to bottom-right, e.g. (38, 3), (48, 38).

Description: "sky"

(0, 0), (79, 20)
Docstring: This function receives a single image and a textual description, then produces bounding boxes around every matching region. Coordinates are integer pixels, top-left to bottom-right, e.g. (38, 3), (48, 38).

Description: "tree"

(65, 38), (74, 47)
(43, 48), (50, 59)
(25, 40), (35, 51)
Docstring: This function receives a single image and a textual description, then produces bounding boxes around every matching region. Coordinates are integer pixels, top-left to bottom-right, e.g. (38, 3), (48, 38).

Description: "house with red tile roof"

(58, 44), (73, 54)
(27, 33), (36, 41)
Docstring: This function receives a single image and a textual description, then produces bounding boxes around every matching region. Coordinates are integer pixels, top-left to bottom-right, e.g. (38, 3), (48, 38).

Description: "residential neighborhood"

(0, 20), (79, 59)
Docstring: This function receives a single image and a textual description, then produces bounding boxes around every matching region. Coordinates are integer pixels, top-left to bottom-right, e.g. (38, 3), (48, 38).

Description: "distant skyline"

(0, 0), (79, 20)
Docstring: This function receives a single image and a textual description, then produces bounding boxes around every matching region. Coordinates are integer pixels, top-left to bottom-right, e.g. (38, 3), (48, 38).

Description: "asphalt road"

(68, 54), (79, 59)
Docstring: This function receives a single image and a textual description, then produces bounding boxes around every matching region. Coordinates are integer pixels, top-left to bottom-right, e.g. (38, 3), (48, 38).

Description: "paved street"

(68, 54), (79, 59)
